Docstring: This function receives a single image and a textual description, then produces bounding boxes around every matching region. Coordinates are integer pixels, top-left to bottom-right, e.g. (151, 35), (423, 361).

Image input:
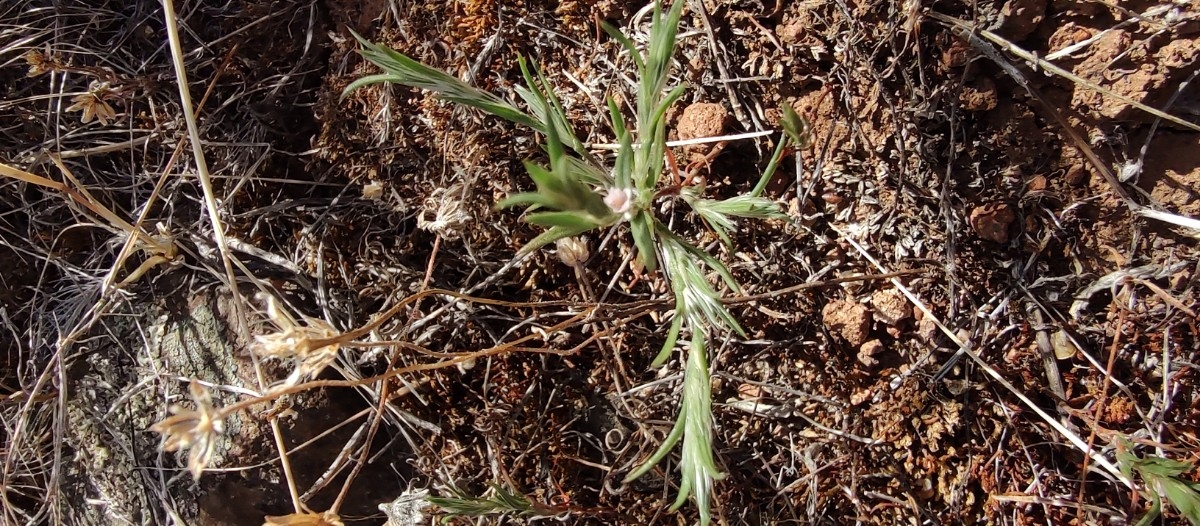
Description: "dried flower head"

(66, 81), (118, 125)
(379, 488), (431, 526)
(149, 380), (225, 480)
(252, 295), (341, 385)
(23, 50), (55, 77)
(555, 237), (589, 267)
(263, 511), (344, 526)
(417, 183), (472, 240)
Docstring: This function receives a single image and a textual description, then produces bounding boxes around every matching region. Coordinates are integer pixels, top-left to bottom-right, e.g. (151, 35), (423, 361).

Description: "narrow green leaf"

(518, 224), (594, 255)
(651, 306), (685, 368)
(670, 332), (724, 526)
(687, 193), (761, 247)
(607, 97), (634, 190)
(630, 211), (658, 272)
(601, 21), (645, 72)
(345, 29), (542, 131)
(623, 412), (685, 484)
(636, 84), (688, 190)
(564, 156), (612, 188)
(751, 136), (790, 197)
(517, 56), (588, 156)
(1160, 478), (1200, 525)
(781, 103), (812, 148)
(525, 210), (602, 230)
(496, 192), (556, 210)
(340, 73), (402, 96)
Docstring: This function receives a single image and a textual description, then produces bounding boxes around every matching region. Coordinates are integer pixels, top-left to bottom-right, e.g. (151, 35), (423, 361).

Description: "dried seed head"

(149, 380), (225, 480)
(417, 184), (472, 240)
(379, 488), (431, 526)
(252, 295), (341, 385)
(66, 81), (118, 126)
(555, 237), (589, 267)
(23, 50), (53, 77)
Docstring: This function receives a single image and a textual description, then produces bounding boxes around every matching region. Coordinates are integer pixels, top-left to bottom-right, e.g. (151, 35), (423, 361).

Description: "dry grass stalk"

(262, 510), (344, 526)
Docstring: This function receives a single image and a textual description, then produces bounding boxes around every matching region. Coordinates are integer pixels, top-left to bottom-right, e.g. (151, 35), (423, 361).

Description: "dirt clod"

(823, 299), (872, 346)
(992, 0), (1046, 40)
(969, 203), (1016, 243)
(960, 77), (998, 112)
(918, 316), (940, 344)
(676, 102), (728, 141)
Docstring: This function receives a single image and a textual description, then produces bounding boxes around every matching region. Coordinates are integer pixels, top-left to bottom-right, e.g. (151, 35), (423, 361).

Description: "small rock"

(969, 203), (1015, 243)
(1026, 174), (1048, 193)
(917, 316), (939, 343)
(871, 289), (912, 326)
(822, 299), (872, 346)
(858, 339), (885, 367)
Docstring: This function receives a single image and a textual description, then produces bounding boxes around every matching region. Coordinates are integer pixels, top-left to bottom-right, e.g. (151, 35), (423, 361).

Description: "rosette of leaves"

(343, 2), (804, 523)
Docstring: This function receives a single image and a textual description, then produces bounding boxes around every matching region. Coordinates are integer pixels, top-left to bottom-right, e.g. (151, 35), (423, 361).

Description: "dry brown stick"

(1075, 296), (1129, 518)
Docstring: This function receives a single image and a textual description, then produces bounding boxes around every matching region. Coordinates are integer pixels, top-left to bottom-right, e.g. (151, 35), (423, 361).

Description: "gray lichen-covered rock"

(62, 290), (256, 525)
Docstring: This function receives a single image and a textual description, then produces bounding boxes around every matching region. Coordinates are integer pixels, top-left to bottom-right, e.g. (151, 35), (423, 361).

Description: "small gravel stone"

(858, 339), (885, 367)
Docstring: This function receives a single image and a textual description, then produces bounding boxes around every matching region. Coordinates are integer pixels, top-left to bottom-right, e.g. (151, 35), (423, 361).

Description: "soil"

(1, 0), (1199, 525)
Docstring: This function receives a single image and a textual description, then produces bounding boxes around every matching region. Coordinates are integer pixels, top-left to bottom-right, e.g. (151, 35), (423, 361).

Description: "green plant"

(427, 484), (550, 523)
(343, 2), (804, 523)
(1117, 438), (1200, 525)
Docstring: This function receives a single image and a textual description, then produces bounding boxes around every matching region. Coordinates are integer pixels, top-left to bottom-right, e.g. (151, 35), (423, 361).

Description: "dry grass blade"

(159, 0), (245, 326)
(0, 161), (167, 252)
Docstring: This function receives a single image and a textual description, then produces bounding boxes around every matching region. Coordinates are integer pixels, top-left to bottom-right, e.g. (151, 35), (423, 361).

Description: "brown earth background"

(1, 0), (1199, 524)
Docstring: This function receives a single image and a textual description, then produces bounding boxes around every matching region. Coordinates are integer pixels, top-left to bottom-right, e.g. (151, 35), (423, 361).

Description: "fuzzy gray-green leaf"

(525, 210), (604, 230)
(345, 30), (541, 131)
(630, 211), (658, 272)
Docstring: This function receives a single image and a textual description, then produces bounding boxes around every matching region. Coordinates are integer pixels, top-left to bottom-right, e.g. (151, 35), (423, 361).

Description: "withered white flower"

(417, 183), (471, 240)
(66, 81), (117, 126)
(149, 380), (225, 480)
(252, 295), (341, 385)
(554, 237), (589, 268)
